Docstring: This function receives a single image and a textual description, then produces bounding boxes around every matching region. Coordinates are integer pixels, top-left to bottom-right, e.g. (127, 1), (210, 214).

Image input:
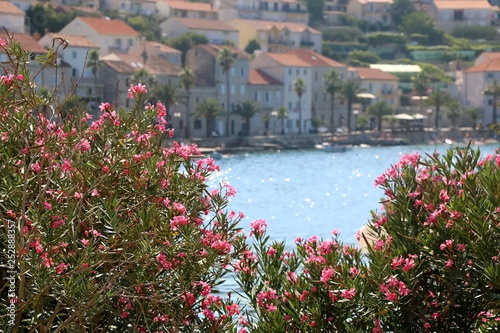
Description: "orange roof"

(197, 44), (249, 60)
(464, 58), (500, 73)
(172, 17), (238, 31)
(43, 33), (99, 48)
(266, 53), (311, 67)
(164, 0), (216, 12)
(433, 0), (494, 10)
(236, 19), (320, 34)
(0, 1), (25, 15)
(285, 49), (346, 67)
(101, 53), (181, 76)
(78, 17), (140, 36)
(353, 67), (398, 80)
(359, 0), (393, 3)
(130, 41), (181, 57)
(0, 31), (46, 54)
(249, 69), (282, 85)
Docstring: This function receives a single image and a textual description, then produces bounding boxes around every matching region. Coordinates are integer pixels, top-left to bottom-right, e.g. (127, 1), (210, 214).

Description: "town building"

(156, 0), (218, 19)
(59, 16), (141, 56)
(1, 1), (26, 33)
(346, 0), (393, 27)
(160, 17), (239, 46)
(215, 0), (308, 24)
(351, 67), (400, 109)
(229, 19), (322, 54)
(129, 40), (182, 66)
(100, 0), (156, 15)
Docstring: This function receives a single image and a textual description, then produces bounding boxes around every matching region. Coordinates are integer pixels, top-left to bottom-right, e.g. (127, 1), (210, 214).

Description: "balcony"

(300, 40), (315, 47)
(268, 39), (295, 46)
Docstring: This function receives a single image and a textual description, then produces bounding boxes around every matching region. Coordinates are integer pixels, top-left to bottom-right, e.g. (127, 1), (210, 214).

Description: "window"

(254, 91), (260, 101)
(314, 92), (318, 102)
(128, 39), (134, 46)
(72, 68), (77, 77)
(194, 120), (202, 129)
(72, 51), (77, 59)
(275, 91), (281, 103)
(289, 68), (292, 75)
(231, 67), (235, 77)
(288, 101), (292, 110)
(240, 84), (245, 95)
(221, 84), (226, 94)
(265, 91), (270, 102)
(115, 38), (122, 46)
(304, 69), (307, 75)
(314, 72), (318, 82)
(323, 93), (327, 102)
(296, 69), (299, 75)
(230, 84), (235, 94)
(120, 2), (126, 9)
(240, 68), (245, 76)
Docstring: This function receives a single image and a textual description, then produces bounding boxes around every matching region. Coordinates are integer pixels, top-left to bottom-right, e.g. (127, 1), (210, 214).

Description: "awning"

(357, 93), (376, 99)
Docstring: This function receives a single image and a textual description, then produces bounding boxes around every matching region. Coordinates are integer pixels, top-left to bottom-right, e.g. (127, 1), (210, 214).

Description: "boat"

(315, 142), (352, 153)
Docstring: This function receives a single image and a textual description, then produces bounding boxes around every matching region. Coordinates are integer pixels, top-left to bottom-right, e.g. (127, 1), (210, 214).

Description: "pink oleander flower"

(78, 138), (91, 152)
(341, 288), (356, 299)
(249, 219), (267, 237)
(127, 83), (148, 98)
(445, 259), (454, 269)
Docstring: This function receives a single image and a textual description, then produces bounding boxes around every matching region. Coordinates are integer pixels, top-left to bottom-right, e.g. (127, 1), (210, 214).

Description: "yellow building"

(229, 19), (322, 54)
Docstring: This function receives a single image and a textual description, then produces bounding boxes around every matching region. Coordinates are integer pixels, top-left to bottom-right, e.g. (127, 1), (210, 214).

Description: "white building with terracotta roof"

(463, 57), (500, 125)
(101, 0), (156, 15)
(215, 0), (308, 24)
(157, 0), (218, 19)
(59, 17), (141, 56)
(160, 17), (239, 45)
(229, 19), (322, 54)
(429, 0), (498, 33)
(346, 0), (393, 26)
(1, 1), (25, 33)
(350, 67), (400, 108)
(129, 40), (182, 66)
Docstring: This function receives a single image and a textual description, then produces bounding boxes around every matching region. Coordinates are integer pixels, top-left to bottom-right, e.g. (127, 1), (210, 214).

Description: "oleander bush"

(1, 35), (500, 333)
(0, 35), (245, 332)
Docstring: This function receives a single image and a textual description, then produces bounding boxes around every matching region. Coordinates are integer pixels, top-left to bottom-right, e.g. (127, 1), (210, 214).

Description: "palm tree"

(427, 88), (451, 129)
(276, 106), (289, 135)
(324, 69), (342, 133)
(180, 66), (195, 138)
(483, 79), (500, 125)
(233, 99), (260, 136)
(152, 83), (185, 123)
(411, 72), (429, 114)
(86, 49), (101, 107)
(367, 100), (393, 133)
(293, 78), (306, 134)
(217, 47), (235, 137)
(466, 107), (480, 130)
(446, 100), (462, 130)
(195, 98), (223, 138)
(130, 68), (155, 87)
(340, 79), (363, 133)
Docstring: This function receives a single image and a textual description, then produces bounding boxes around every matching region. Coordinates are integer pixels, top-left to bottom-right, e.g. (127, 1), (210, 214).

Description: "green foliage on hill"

(452, 25), (498, 41)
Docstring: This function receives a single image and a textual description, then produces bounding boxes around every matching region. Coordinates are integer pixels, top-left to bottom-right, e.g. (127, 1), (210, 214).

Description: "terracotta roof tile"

(129, 41), (181, 57)
(198, 44), (250, 59)
(164, 0), (217, 12)
(172, 17), (238, 31)
(0, 31), (46, 54)
(285, 49), (346, 67)
(433, 0), (494, 10)
(42, 33), (99, 48)
(249, 69), (282, 85)
(353, 67), (399, 80)
(265, 53), (311, 67)
(234, 19), (320, 34)
(465, 58), (500, 73)
(0, 1), (25, 15)
(78, 17), (140, 36)
(101, 52), (181, 76)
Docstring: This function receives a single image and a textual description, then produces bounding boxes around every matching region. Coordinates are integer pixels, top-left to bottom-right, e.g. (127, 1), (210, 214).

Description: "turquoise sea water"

(208, 143), (500, 247)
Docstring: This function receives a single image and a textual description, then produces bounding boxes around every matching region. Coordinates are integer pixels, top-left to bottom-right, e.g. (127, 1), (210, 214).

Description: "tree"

(130, 68), (155, 87)
(446, 100), (462, 130)
(195, 98), (223, 138)
(180, 66), (195, 138)
(389, 0), (416, 27)
(483, 79), (500, 125)
(244, 39), (261, 55)
(303, 0), (326, 24)
(323, 69), (342, 133)
(412, 72), (430, 114)
(466, 107), (480, 130)
(233, 99), (260, 136)
(401, 11), (444, 45)
(276, 106), (289, 135)
(217, 46), (235, 137)
(167, 32), (208, 65)
(347, 50), (380, 67)
(293, 78), (307, 135)
(367, 100), (393, 133)
(152, 83), (184, 122)
(340, 79), (363, 133)
(427, 88), (450, 129)
(86, 49), (101, 108)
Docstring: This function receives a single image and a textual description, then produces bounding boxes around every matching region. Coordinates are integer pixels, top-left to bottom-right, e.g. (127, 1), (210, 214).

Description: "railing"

(268, 39), (295, 46)
(300, 40), (314, 47)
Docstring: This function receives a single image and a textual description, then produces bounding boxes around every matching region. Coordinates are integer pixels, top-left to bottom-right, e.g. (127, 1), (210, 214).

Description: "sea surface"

(208, 142), (500, 247)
